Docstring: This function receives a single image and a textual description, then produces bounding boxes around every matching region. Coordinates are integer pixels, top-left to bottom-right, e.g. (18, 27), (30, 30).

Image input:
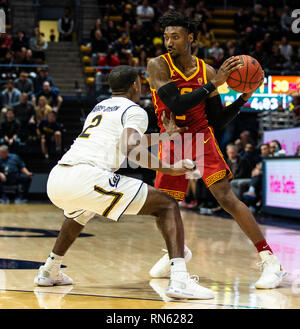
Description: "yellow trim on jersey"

(161, 54), (176, 78)
(201, 59), (207, 84)
(205, 169), (227, 187)
(208, 126), (226, 162)
(151, 88), (159, 114)
(159, 188), (185, 201)
(166, 53), (200, 82)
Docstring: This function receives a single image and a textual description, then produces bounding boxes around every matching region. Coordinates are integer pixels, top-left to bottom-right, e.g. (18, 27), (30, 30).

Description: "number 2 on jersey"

(78, 114), (102, 139)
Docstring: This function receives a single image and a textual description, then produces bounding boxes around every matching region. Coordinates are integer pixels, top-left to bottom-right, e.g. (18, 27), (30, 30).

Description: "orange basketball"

(226, 55), (264, 93)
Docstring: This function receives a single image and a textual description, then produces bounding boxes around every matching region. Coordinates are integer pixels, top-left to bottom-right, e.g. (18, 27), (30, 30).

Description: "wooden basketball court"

(0, 204), (299, 309)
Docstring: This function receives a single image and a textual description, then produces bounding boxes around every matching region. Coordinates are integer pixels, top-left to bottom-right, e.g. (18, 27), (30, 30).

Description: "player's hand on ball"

(211, 56), (241, 88)
(168, 159), (196, 176)
(162, 111), (188, 136)
(241, 71), (265, 101)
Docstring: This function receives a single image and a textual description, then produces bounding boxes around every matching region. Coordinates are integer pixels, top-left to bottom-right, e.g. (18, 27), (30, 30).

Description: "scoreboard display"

(219, 76), (299, 111)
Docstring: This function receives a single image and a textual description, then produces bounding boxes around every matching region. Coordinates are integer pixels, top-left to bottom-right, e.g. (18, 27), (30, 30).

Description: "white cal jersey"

(58, 96), (148, 171)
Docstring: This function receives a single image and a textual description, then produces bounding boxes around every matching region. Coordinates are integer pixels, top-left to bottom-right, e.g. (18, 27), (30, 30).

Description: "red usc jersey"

(150, 53), (208, 133)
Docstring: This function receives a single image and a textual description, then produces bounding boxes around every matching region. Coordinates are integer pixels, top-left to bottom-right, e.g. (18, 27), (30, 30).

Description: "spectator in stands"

(281, 5), (294, 38)
(193, 31), (215, 59)
(14, 72), (34, 98)
(113, 32), (134, 65)
(37, 111), (62, 160)
(233, 8), (250, 33)
(131, 22), (148, 58)
(0, 32), (12, 57)
(266, 45), (286, 73)
(1, 80), (21, 121)
(279, 36), (293, 67)
(90, 18), (103, 42)
(242, 162), (263, 213)
(261, 33), (273, 55)
(91, 29), (109, 66)
(29, 27), (48, 62)
(190, 1), (210, 33)
(14, 46), (27, 65)
(121, 3), (136, 36)
(33, 81), (63, 113)
(156, 0), (175, 16)
(95, 46), (120, 93)
(234, 138), (243, 154)
(241, 142), (260, 169)
(223, 41), (240, 59)
(0, 108), (21, 151)
(295, 145), (300, 156)
(226, 144), (253, 199)
(269, 140), (286, 157)
(13, 93), (36, 142)
(0, 144), (32, 204)
(136, 0), (154, 29)
(21, 49), (36, 76)
(106, 3), (119, 16)
(248, 3), (266, 40)
(58, 6), (74, 42)
(250, 41), (268, 68)
(264, 6), (280, 40)
(11, 31), (29, 53)
(136, 49), (147, 67)
(239, 130), (254, 149)
(34, 68), (55, 93)
(35, 95), (52, 124)
(207, 42), (224, 67)
(104, 20), (120, 45)
(0, 50), (17, 79)
(259, 143), (270, 159)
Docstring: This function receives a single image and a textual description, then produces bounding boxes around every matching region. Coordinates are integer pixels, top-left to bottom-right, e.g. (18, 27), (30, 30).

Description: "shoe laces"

(189, 274), (199, 284)
(256, 260), (266, 271)
(256, 257), (278, 271)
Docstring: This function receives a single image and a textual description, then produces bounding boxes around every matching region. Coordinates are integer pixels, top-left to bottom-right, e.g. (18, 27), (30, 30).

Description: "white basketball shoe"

(254, 251), (287, 289)
(166, 273), (215, 299)
(149, 246), (192, 278)
(34, 265), (73, 287)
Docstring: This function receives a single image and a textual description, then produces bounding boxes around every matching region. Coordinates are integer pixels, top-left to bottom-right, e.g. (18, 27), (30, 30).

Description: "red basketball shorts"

(154, 126), (233, 200)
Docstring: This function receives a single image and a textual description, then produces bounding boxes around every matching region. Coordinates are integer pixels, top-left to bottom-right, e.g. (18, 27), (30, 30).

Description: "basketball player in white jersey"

(34, 65), (215, 300)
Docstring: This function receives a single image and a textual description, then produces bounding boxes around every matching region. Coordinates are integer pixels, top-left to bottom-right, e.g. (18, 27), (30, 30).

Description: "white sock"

(44, 252), (63, 271)
(170, 257), (187, 281)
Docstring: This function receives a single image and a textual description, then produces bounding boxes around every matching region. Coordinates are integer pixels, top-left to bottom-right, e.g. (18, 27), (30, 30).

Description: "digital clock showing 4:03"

(219, 76), (297, 111)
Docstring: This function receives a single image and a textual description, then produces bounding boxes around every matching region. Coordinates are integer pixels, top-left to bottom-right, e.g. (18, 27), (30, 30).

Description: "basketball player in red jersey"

(147, 12), (286, 289)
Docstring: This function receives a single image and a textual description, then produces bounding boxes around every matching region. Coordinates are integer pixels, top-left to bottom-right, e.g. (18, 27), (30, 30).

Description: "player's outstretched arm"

(120, 127), (194, 176)
(205, 64), (263, 130)
(147, 56), (241, 116)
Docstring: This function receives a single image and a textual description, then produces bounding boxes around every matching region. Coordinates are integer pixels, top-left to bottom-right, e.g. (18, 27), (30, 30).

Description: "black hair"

(108, 65), (139, 93)
(271, 140), (282, 150)
(159, 11), (199, 37)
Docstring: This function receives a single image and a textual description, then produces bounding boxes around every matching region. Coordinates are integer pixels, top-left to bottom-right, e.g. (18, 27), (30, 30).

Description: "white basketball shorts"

(47, 164), (148, 223)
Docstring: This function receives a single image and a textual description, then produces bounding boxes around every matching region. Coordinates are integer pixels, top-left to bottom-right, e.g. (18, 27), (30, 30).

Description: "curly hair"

(159, 11), (199, 37)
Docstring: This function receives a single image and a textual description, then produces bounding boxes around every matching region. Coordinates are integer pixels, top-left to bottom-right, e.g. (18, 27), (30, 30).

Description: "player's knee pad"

(64, 210), (95, 226)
